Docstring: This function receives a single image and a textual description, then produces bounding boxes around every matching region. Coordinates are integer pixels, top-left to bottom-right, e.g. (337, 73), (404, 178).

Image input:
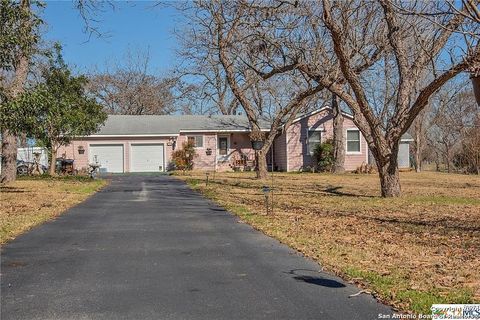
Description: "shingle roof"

(91, 112), (415, 142)
(92, 115), (271, 136)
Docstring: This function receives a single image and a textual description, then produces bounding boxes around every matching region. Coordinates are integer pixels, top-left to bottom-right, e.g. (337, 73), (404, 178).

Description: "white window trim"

(346, 128), (362, 154)
(217, 135), (230, 160)
(187, 135), (204, 149)
(307, 129), (322, 156)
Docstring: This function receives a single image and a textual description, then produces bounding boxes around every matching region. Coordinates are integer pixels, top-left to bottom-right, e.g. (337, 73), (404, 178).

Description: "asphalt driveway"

(1, 175), (391, 320)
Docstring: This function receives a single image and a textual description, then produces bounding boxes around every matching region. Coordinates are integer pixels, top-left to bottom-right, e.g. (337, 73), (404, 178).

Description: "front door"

(218, 136), (229, 157)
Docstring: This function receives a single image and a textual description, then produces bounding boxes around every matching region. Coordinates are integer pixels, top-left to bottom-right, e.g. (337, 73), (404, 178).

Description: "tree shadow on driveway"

(285, 269), (346, 288)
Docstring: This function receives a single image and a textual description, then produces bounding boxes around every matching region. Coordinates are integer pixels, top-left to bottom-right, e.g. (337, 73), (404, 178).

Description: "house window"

(346, 129), (361, 153)
(218, 136), (228, 156)
(308, 130), (321, 156)
(187, 135), (203, 148)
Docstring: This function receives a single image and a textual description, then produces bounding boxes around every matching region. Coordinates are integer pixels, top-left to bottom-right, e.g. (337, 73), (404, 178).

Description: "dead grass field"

(176, 171), (480, 314)
(0, 176), (107, 244)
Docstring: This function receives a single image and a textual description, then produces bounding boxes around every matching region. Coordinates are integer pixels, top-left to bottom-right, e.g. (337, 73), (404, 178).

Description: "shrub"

(171, 141), (197, 171)
(313, 139), (334, 172)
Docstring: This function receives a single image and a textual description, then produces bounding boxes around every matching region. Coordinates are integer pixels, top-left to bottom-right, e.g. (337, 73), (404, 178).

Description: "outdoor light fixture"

(206, 148), (212, 156)
(167, 137), (177, 150)
(77, 146), (85, 154)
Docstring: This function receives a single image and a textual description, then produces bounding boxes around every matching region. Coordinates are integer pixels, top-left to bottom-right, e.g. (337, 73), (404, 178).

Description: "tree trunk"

(372, 143), (401, 197)
(49, 147), (57, 176)
(378, 162), (401, 197)
(1, 130), (18, 183)
(18, 133), (28, 148)
(446, 148), (451, 173)
(0, 1), (31, 183)
(332, 94), (345, 173)
(414, 141), (422, 173)
(414, 126), (422, 173)
(256, 149), (268, 179)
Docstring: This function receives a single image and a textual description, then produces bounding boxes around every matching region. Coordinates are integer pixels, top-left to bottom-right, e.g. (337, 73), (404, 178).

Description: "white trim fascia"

(290, 106), (354, 125)
(400, 138), (414, 142)
(178, 129), (269, 133)
(80, 134), (179, 138)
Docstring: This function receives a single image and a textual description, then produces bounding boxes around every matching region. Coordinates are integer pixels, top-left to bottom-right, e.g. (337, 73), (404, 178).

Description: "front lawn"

(175, 171), (480, 314)
(0, 176), (107, 244)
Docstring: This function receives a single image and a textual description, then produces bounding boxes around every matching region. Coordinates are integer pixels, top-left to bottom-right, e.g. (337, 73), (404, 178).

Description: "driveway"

(1, 175), (391, 320)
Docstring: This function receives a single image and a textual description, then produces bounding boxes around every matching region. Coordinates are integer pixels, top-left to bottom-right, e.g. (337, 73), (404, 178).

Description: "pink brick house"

(57, 107), (404, 173)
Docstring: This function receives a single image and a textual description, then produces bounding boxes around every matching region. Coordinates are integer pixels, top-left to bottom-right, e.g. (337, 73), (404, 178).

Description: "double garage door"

(89, 144), (164, 173)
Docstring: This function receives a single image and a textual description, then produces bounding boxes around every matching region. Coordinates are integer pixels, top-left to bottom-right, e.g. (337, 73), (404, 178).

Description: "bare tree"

(87, 49), (177, 115)
(411, 108), (429, 173)
(181, 1), (324, 179)
(174, 16), (239, 115)
(427, 84), (478, 173)
(295, 0), (479, 196)
(459, 116), (480, 174)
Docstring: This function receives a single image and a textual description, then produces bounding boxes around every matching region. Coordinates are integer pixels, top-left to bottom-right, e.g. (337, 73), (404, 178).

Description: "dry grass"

(176, 171), (480, 314)
(0, 176), (107, 244)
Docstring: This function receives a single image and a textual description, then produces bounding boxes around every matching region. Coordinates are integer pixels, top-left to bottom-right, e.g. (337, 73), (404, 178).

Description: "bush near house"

(313, 139), (334, 172)
(176, 171), (480, 314)
(171, 141), (197, 172)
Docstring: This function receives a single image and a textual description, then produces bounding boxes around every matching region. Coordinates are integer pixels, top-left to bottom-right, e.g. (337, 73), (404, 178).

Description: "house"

(56, 107), (411, 173)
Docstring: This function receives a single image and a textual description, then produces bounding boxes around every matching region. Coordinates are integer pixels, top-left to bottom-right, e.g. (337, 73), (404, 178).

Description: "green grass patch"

(344, 267), (475, 314)
(410, 195), (480, 206)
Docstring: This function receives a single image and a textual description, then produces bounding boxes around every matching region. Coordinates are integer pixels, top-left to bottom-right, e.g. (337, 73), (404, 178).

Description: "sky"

(41, 1), (182, 75)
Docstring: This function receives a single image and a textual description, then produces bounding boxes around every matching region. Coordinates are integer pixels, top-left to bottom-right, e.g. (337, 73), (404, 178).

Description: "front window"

(346, 129), (360, 153)
(308, 130), (321, 156)
(187, 135), (203, 148)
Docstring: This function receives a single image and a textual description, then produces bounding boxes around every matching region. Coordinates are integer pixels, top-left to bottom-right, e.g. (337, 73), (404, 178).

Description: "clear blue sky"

(41, 1), (182, 75)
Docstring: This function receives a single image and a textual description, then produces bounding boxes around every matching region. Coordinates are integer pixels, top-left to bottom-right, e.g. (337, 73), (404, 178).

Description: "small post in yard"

(271, 143), (274, 215)
(205, 172), (210, 186)
(262, 185), (271, 215)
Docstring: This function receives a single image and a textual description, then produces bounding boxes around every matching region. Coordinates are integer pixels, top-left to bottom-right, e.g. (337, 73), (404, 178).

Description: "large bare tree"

(181, 1), (325, 179)
(87, 49), (177, 115)
(294, 0), (479, 196)
(174, 15), (239, 115)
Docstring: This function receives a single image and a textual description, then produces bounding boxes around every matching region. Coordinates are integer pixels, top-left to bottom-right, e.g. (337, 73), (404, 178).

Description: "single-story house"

(56, 106), (411, 173)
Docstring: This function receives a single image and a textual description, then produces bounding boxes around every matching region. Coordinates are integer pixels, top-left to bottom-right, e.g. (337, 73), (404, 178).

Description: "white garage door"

(130, 144), (165, 172)
(89, 144), (124, 173)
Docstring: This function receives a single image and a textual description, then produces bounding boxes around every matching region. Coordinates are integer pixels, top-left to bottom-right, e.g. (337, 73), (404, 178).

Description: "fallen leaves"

(177, 171), (480, 313)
